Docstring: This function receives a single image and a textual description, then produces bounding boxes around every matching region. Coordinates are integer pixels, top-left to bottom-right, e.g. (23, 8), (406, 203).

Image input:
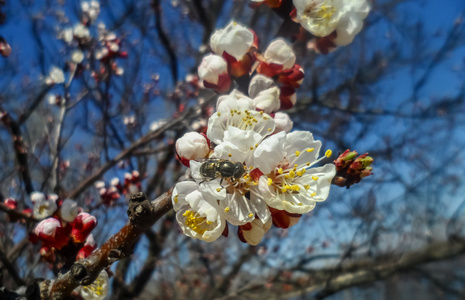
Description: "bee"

(200, 159), (246, 184)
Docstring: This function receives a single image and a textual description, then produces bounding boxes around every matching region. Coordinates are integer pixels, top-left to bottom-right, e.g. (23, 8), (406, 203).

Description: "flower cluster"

(57, 1), (126, 85)
(198, 22), (304, 111)
(175, 48), (337, 246)
(95, 170), (143, 206)
(31, 211), (98, 262)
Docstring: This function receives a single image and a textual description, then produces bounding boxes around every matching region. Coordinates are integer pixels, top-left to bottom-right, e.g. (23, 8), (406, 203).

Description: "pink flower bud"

(34, 218), (70, 250)
(175, 132), (210, 167)
(198, 55), (231, 93)
(76, 234), (97, 260)
(278, 64), (305, 88)
(71, 212), (98, 243)
(4, 198), (17, 210)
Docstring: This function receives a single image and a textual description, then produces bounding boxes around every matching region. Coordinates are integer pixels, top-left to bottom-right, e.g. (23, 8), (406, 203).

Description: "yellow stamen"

(312, 175), (319, 181)
(295, 151), (300, 157)
(307, 148), (314, 152)
(224, 207), (230, 213)
(325, 149), (332, 158)
(267, 178), (273, 186)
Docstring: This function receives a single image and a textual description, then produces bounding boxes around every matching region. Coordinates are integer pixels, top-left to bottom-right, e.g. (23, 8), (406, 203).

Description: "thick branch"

(45, 191), (173, 299)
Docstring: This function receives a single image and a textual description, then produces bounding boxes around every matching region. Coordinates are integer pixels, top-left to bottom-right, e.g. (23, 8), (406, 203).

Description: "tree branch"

(44, 191), (174, 299)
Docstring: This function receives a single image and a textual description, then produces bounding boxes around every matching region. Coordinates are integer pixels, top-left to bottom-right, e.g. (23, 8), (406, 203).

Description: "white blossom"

(80, 270), (109, 300)
(293, 0), (370, 44)
(71, 50), (84, 63)
(172, 182), (226, 242)
(253, 131), (336, 214)
(33, 194), (58, 220)
(74, 23), (90, 39)
(45, 67), (65, 85)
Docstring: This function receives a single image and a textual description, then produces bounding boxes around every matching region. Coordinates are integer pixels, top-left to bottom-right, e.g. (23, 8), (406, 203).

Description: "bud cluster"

(95, 170), (143, 206)
(198, 22), (304, 110)
(332, 149), (373, 188)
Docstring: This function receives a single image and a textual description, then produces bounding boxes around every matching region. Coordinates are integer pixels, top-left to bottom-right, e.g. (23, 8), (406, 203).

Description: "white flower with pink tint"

(210, 22), (254, 61)
(198, 54), (231, 93)
(172, 182), (226, 242)
(176, 132), (210, 167)
(71, 212), (98, 243)
(34, 217), (70, 250)
(293, 0), (370, 45)
(263, 39), (296, 70)
(253, 131), (336, 214)
(32, 192), (58, 220)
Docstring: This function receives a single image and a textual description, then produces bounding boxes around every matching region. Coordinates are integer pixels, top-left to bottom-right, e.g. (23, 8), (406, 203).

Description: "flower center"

(304, 0), (337, 26)
(82, 278), (105, 296)
(38, 204), (48, 215)
(183, 210), (213, 235)
(219, 109), (273, 135)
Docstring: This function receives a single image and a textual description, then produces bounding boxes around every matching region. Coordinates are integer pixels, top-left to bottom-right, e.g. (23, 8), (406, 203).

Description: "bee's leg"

(219, 178), (224, 186)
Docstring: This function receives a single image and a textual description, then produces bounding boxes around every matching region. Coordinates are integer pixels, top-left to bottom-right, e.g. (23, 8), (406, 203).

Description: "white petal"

(254, 131), (286, 174)
(248, 74), (276, 98)
(172, 181), (199, 211)
(219, 191), (255, 225)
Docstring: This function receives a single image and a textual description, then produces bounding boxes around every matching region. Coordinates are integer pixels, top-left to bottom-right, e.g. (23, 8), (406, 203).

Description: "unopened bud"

(176, 132), (210, 166)
(198, 54), (231, 93)
(210, 21), (254, 61)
